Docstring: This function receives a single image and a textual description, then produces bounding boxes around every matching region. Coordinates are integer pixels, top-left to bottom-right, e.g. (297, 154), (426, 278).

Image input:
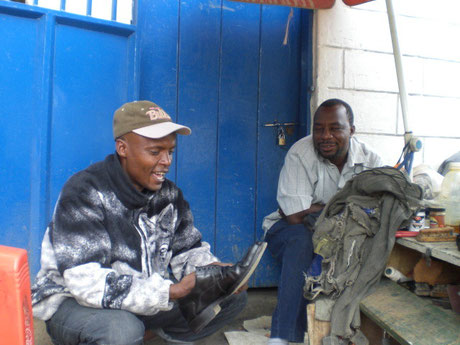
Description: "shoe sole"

(188, 241), (267, 333)
(229, 241), (267, 295)
(188, 299), (222, 333)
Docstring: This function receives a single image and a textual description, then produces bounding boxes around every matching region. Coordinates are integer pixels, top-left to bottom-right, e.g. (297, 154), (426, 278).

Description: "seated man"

(31, 100), (266, 345)
(262, 99), (383, 345)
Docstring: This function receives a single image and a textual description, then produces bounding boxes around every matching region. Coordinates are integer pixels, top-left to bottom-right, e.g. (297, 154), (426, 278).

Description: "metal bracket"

(423, 248), (432, 267)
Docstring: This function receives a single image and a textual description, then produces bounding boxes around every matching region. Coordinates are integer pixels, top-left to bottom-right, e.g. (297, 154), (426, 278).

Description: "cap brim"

(132, 122), (191, 139)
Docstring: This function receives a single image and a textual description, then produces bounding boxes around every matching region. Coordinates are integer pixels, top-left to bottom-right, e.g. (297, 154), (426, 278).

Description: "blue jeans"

(265, 219), (314, 343)
(46, 292), (247, 345)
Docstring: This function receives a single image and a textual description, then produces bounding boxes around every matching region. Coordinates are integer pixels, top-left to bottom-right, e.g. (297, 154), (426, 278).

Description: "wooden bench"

(360, 278), (460, 345)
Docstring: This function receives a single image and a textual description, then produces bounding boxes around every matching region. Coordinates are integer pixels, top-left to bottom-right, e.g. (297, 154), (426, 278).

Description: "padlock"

(278, 127), (286, 146)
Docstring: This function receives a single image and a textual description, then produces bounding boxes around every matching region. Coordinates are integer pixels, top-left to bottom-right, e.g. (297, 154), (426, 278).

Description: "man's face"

(116, 132), (176, 192)
(313, 104), (355, 166)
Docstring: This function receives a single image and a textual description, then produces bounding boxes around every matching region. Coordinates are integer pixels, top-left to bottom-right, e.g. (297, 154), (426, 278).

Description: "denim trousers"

(45, 292), (247, 345)
(265, 219), (314, 343)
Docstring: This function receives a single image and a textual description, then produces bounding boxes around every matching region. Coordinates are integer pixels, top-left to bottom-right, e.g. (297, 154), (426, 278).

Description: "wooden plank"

(360, 279), (460, 345)
(396, 237), (460, 267)
(387, 243), (422, 276)
(307, 304), (330, 345)
(416, 227), (457, 242)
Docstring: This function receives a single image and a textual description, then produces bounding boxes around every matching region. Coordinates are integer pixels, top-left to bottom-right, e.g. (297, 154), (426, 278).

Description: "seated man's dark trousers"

(45, 292), (247, 345)
(265, 212), (320, 343)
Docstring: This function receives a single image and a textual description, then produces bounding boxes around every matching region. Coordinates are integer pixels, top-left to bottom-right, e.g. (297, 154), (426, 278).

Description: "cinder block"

(354, 134), (404, 166)
(423, 137), (460, 171)
(398, 17), (428, 59)
(423, 59), (460, 97)
(400, 96), (460, 137)
(395, 0), (460, 24)
(344, 50), (398, 92)
(316, 89), (398, 134)
(426, 21), (460, 61)
(396, 98), (405, 135)
(313, 0), (460, 163)
(343, 50), (423, 94)
(354, 0), (386, 12)
(355, 0), (458, 21)
(317, 3), (391, 53)
(317, 47), (343, 89)
(401, 18), (460, 62)
(403, 56), (423, 95)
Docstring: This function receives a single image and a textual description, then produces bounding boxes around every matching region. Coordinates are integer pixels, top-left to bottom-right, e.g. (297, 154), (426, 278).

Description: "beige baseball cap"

(113, 100), (191, 140)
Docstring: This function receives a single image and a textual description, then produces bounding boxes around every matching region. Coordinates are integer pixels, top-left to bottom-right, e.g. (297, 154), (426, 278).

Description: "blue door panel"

(137, 0), (180, 183)
(137, 1), (312, 286)
(0, 0), (311, 285)
(176, 0), (222, 244)
(255, 6), (303, 286)
(215, 2), (260, 265)
(138, 0), (179, 112)
(0, 10), (45, 255)
(49, 21), (136, 209)
(0, 1), (138, 277)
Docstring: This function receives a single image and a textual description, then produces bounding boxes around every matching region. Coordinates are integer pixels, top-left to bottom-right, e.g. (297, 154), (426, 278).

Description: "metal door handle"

(263, 122), (298, 127)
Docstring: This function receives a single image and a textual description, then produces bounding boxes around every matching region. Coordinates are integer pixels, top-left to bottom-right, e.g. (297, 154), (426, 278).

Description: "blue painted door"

(0, 1), (138, 276)
(138, 0), (312, 286)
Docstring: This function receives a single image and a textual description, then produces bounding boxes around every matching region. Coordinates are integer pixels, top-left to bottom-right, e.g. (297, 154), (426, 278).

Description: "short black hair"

(314, 98), (354, 127)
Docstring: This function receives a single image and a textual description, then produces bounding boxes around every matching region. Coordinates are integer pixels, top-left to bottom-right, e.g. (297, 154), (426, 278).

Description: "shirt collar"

(345, 137), (367, 169)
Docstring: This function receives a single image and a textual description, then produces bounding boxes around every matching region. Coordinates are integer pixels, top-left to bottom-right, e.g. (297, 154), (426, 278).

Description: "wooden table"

(396, 237), (460, 267)
(360, 237), (460, 345)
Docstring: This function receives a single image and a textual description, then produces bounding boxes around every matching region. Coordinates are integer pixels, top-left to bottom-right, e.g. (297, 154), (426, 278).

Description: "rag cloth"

(304, 167), (423, 345)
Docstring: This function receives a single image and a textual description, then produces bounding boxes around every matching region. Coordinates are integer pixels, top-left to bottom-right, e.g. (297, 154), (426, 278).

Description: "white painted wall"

(312, 0), (460, 171)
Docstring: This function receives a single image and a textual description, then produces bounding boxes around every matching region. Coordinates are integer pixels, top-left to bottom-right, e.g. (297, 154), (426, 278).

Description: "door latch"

(277, 126), (286, 146)
(264, 121), (297, 147)
(263, 122), (298, 127)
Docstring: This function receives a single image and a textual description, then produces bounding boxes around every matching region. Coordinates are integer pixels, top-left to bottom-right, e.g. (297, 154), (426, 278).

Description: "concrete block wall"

(312, 0), (460, 171)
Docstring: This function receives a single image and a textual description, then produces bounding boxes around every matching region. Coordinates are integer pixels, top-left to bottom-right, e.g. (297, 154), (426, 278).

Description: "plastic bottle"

(440, 162), (460, 233)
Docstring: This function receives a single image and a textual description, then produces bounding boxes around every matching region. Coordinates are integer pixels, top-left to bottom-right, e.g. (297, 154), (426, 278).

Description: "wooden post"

(307, 303), (331, 345)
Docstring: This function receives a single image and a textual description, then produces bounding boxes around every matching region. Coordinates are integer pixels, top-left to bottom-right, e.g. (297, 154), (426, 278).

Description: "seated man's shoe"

(178, 241), (267, 333)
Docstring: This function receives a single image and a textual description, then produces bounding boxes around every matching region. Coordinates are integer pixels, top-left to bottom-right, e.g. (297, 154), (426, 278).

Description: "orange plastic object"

(0, 245), (34, 345)
(395, 230), (418, 238)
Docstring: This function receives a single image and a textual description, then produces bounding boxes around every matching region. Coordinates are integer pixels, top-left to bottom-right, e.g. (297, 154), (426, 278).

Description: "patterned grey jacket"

(31, 154), (218, 320)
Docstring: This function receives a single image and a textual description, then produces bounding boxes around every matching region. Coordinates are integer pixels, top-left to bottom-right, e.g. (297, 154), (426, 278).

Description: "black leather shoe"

(178, 241), (267, 333)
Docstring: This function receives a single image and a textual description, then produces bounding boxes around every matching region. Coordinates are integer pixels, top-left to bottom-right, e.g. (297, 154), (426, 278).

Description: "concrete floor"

(34, 288), (278, 345)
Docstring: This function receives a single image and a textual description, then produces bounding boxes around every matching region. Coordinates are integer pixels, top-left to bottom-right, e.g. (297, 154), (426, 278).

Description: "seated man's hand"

(285, 203), (325, 225)
(169, 272), (196, 300)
